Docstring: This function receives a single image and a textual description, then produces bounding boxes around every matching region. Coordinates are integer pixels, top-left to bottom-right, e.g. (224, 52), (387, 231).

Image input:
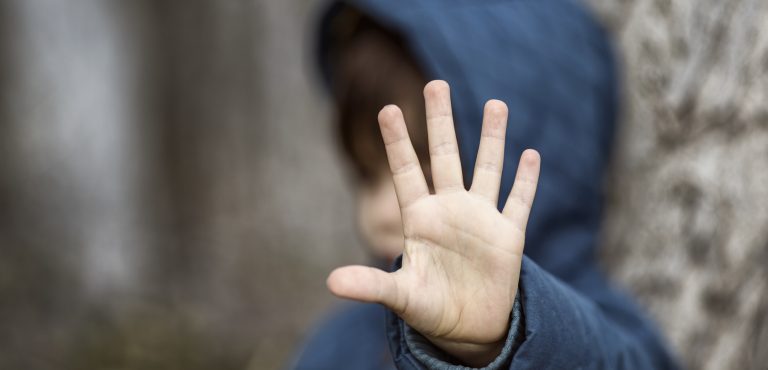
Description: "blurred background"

(0, 0), (766, 370)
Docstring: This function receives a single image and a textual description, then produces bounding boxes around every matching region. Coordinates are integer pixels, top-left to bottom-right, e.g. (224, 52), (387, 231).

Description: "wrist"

(425, 336), (506, 368)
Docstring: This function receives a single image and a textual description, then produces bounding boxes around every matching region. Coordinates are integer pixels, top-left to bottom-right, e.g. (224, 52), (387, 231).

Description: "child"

(293, 0), (680, 369)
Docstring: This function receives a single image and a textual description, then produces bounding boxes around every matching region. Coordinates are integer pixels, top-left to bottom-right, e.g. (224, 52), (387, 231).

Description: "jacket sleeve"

(386, 255), (681, 370)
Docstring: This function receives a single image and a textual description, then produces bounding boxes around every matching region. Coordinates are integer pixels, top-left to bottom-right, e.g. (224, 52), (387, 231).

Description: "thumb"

(327, 265), (404, 312)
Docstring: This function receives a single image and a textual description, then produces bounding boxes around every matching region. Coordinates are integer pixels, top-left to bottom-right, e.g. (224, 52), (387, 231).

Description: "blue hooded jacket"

(293, 0), (680, 369)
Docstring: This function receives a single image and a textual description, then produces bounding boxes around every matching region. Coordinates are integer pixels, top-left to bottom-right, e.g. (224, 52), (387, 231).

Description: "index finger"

(378, 105), (430, 209)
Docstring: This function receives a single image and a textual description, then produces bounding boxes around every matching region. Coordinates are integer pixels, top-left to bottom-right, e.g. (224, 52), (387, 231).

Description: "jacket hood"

(316, 0), (618, 270)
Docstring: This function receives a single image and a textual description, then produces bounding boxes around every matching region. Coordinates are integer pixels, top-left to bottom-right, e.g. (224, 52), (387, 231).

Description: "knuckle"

(430, 140), (458, 156)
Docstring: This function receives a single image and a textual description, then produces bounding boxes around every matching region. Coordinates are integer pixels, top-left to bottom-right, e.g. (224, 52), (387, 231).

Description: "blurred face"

(355, 164), (433, 262)
(330, 15), (430, 263)
(356, 169), (404, 262)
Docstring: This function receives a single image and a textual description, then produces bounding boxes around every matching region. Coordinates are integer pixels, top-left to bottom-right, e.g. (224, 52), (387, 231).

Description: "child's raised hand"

(327, 80), (540, 367)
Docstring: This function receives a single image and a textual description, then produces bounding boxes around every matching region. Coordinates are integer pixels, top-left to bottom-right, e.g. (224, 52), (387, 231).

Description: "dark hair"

(326, 9), (429, 185)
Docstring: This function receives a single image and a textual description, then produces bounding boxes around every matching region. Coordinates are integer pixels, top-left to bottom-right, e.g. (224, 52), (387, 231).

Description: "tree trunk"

(587, 0), (768, 368)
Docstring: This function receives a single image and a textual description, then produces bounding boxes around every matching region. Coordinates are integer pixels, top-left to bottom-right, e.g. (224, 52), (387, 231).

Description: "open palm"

(327, 80), (540, 366)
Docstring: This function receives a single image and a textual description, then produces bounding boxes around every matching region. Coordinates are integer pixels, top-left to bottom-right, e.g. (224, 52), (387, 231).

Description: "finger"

(424, 80), (463, 192)
(502, 149), (541, 231)
(470, 100), (508, 205)
(378, 105), (429, 208)
(327, 265), (406, 313)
